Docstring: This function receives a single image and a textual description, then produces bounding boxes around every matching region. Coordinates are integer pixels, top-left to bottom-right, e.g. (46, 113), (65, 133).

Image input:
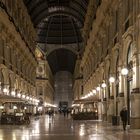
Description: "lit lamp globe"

(109, 77), (115, 83)
(22, 95), (25, 99)
(121, 68), (128, 75)
(26, 96), (29, 100)
(24, 107), (27, 110)
(101, 83), (106, 88)
(92, 89), (96, 94)
(96, 87), (100, 91)
(17, 93), (21, 98)
(89, 92), (93, 96)
(13, 106), (17, 110)
(11, 91), (16, 96)
(3, 88), (8, 93)
(0, 105), (4, 109)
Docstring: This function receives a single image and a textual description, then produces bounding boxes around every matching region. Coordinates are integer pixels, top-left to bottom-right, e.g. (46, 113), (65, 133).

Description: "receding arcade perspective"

(0, 0), (140, 140)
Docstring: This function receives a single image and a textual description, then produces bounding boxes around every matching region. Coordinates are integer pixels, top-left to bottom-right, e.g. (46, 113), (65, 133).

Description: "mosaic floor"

(0, 114), (140, 140)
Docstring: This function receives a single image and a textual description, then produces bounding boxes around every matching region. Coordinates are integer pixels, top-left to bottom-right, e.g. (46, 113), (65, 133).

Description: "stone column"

(117, 70), (125, 116)
(102, 85), (107, 121)
(107, 79), (115, 123)
(97, 101), (102, 120)
(102, 101), (107, 121)
(107, 99), (114, 123)
(116, 97), (124, 123)
(33, 106), (37, 115)
(130, 94), (140, 128)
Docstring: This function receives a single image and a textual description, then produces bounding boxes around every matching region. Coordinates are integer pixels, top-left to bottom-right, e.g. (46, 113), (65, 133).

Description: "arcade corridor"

(1, 1), (140, 140)
(0, 115), (140, 140)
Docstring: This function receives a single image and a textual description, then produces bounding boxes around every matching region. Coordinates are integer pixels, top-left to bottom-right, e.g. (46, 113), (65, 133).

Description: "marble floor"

(0, 114), (140, 140)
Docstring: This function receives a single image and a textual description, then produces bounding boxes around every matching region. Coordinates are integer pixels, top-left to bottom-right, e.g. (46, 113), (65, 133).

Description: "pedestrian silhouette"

(120, 106), (128, 131)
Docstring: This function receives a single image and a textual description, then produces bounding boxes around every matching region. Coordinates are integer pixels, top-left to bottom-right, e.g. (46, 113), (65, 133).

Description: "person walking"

(120, 106), (128, 131)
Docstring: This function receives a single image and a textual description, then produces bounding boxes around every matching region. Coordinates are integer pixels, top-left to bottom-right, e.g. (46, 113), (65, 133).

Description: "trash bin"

(112, 116), (119, 125)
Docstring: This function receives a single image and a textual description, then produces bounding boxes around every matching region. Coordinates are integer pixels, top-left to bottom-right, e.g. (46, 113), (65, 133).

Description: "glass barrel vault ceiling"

(24, 0), (89, 74)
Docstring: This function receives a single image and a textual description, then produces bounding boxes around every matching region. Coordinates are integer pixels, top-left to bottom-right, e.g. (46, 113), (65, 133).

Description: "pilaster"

(130, 94), (140, 128)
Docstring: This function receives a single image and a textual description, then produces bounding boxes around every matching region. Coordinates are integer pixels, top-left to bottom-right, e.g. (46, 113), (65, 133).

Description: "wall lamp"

(109, 77), (115, 83)
(121, 68), (128, 75)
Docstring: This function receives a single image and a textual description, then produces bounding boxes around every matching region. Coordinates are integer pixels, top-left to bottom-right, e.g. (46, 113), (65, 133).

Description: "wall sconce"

(92, 89), (96, 94)
(109, 77), (115, 83)
(121, 68), (128, 75)
(17, 93), (21, 98)
(101, 83), (106, 88)
(0, 105), (4, 109)
(96, 86), (100, 91)
(24, 107), (27, 110)
(11, 91), (16, 96)
(13, 105), (17, 110)
(3, 88), (8, 93)
(26, 96), (29, 100)
(22, 94), (25, 99)
(29, 97), (33, 101)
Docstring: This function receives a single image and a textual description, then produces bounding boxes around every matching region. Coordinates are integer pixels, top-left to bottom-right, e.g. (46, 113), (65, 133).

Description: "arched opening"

(47, 49), (77, 74)
(54, 71), (73, 112)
